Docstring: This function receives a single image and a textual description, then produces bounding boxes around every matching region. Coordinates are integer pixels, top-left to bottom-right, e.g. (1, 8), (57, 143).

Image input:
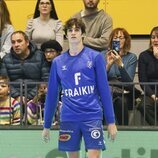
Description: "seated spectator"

(0, 75), (20, 125)
(41, 40), (62, 81)
(25, 0), (63, 49)
(138, 26), (158, 125)
(27, 83), (47, 125)
(0, 0), (14, 58)
(1, 31), (48, 106)
(106, 28), (137, 125)
(27, 83), (62, 125)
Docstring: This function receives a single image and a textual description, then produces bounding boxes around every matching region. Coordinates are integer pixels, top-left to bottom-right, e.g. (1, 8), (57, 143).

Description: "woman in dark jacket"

(138, 26), (158, 125)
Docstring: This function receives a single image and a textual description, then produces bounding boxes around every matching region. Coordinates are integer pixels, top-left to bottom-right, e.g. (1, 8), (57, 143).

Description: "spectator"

(25, 0), (63, 49)
(138, 26), (158, 125)
(0, 0), (14, 58)
(27, 83), (47, 125)
(41, 40), (62, 81)
(0, 75), (20, 125)
(72, 0), (113, 52)
(106, 28), (137, 125)
(1, 31), (47, 105)
(27, 82), (62, 125)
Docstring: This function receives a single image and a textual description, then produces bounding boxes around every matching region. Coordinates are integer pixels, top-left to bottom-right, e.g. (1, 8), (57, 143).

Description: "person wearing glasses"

(138, 26), (158, 125)
(105, 28), (137, 125)
(25, 0), (63, 49)
(41, 39), (62, 81)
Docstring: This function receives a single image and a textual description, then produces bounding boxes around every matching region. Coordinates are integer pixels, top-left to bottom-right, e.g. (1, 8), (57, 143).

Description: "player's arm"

(42, 60), (60, 142)
(95, 54), (117, 140)
(44, 60), (60, 128)
(95, 54), (115, 123)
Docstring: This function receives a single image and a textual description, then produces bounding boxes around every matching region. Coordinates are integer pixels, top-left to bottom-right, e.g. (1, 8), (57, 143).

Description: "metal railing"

(0, 81), (158, 129)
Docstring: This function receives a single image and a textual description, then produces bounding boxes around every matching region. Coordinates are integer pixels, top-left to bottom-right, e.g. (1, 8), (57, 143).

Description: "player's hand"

(42, 128), (50, 143)
(107, 123), (117, 141)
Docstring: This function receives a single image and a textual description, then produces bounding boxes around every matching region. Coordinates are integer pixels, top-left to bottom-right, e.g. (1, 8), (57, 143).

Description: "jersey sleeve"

(44, 60), (60, 128)
(95, 54), (115, 124)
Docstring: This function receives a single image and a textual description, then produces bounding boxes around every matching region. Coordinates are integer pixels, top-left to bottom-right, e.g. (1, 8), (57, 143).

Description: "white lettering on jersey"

(74, 72), (81, 85)
(64, 85), (95, 97)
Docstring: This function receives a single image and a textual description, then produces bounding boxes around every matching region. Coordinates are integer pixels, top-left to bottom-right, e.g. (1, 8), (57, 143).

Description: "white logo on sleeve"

(74, 72), (81, 85)
(87, 61), (92, 68)
(62, 65), (67, 70)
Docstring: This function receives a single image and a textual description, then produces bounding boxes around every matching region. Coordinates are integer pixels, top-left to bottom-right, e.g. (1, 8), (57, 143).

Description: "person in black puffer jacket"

(1, 30), (48, 105)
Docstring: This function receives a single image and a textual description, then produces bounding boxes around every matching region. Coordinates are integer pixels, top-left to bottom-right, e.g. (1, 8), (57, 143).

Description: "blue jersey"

(44, 47), (115, 128)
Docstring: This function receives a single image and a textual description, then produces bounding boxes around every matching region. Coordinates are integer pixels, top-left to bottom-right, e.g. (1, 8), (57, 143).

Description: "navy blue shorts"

(58, 120), (106, 152)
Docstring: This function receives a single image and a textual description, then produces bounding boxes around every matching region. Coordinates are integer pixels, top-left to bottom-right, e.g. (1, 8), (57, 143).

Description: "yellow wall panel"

(6, 0), (105, 31)
(106, 0), (158, 34)
(5, 0), (158, 34)
(6, 0), (36, 31)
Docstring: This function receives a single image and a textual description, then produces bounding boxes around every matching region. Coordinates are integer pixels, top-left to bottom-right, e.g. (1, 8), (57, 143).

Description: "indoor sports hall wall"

(0, 130), (158, 158)
(6, 0), (158, 35)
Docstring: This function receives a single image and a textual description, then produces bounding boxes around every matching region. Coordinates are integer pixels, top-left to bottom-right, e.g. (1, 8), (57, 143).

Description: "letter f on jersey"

(74, 72), (81, 85)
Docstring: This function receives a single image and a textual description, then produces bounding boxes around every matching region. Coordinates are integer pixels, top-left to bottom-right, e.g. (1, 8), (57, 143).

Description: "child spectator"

(41, 40), (62, 81)
(27, 83), (61, 125)
(0, 76), (20, 125)
(27, 83), (47, 125)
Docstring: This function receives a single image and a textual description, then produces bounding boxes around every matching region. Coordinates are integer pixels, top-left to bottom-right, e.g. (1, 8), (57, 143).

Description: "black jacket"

(1, 42), (48, 99)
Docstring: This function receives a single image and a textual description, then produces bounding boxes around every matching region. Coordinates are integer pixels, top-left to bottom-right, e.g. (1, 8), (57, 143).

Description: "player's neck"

(69, 43), (84, 56)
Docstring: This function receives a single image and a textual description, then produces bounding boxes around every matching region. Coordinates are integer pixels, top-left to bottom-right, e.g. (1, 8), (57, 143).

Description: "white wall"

(131, 39), (149, 58)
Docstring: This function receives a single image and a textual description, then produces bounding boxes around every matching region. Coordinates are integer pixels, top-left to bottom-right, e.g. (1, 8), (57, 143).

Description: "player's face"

(0, 80), (9, 100)
(11, 33), (29, 56)
(83, 0), (99, 10)
(67, 25), (83, 44)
